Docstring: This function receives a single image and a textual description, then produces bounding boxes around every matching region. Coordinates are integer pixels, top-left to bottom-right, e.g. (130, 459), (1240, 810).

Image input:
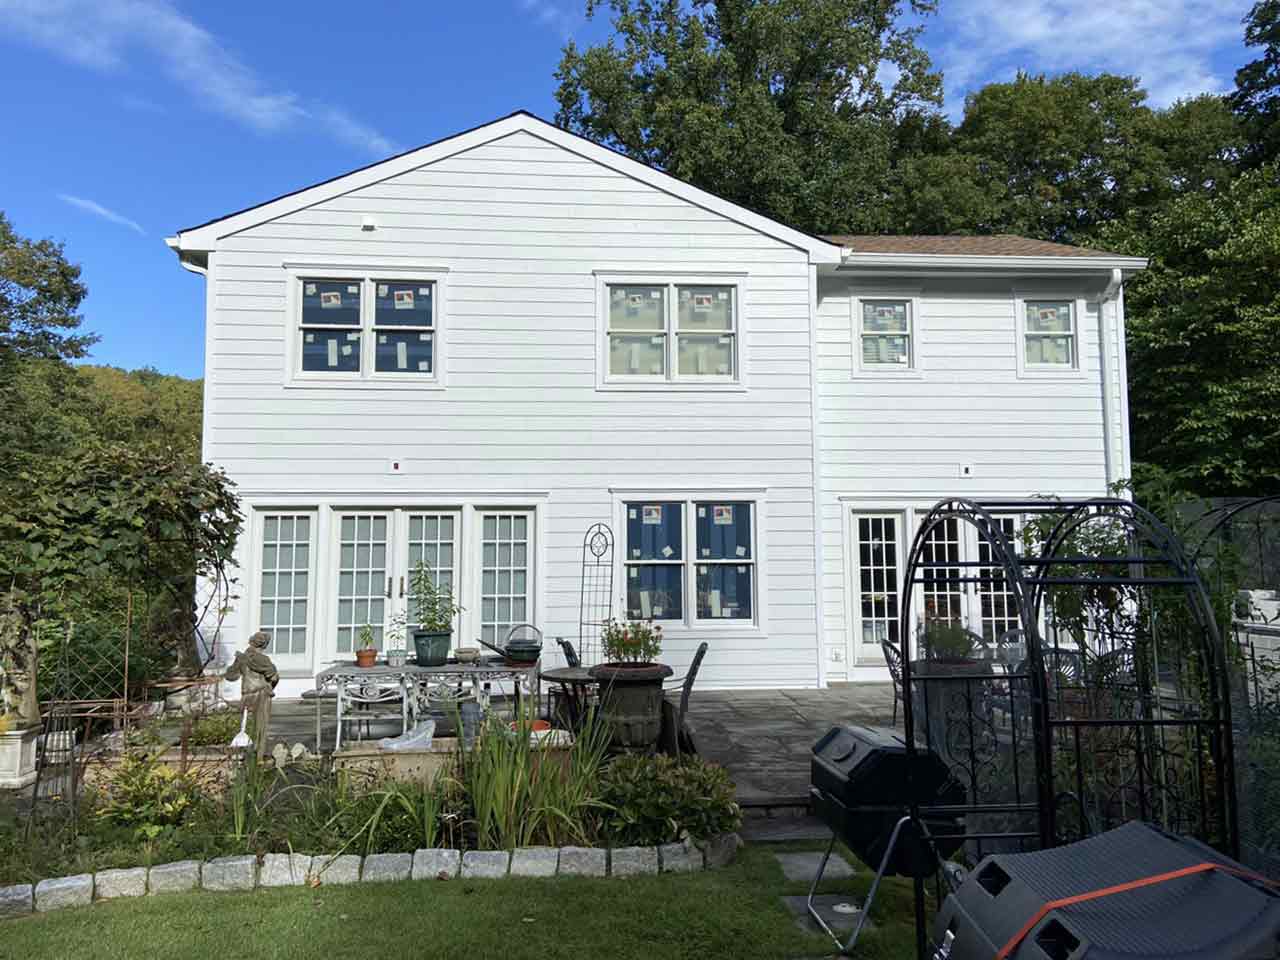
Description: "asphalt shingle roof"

(821, 234), (1123, 258)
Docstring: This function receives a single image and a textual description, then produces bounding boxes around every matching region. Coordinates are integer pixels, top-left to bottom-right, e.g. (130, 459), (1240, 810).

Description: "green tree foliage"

(76, 365), (203, 464)
(1231, 0), (1280, 165)
(0, 212), (95, 365)
(1097, 166), (1280, 494)
(554, 0), (943, 234)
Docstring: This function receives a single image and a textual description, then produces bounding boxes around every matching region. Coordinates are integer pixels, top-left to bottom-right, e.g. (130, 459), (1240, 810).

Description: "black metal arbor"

(895, 497), (1239, 953)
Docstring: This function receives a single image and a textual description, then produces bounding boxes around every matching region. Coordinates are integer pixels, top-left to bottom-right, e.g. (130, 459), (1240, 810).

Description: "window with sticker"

(604, 280), (740, 384)
(623, 499), (756, 625)
(296, 275), (440, 381)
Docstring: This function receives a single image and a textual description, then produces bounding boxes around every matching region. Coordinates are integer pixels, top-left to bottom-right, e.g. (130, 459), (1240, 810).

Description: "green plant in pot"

(355, 623), (378, 668)
(410, 562), (463, 667)
(921, 621), (980, 664)
(589, 619), (673, 750)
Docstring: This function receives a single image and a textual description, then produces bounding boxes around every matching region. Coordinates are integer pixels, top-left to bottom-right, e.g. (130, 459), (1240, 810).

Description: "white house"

(166, 111), (1146, 697)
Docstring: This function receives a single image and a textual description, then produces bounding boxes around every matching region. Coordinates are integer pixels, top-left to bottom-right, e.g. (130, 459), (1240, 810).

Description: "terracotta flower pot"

(355, 648), (377, 668)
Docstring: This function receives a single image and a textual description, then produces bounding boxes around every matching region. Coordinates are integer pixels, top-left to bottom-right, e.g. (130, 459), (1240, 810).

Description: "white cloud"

(517, 0), (578, 40)
(0, 0), (397, 155)
(928, 0), (1251, 118)
(58, 193), (146, 234)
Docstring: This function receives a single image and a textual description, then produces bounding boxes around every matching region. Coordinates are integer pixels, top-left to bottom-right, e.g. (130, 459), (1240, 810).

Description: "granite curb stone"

(461, 850), (511, 879)
(147, 860), (200, 895)
(95, 867), (147, 899)
(312, 854), (361, 885)
(658, 839), (699, 873)
(0, 884), (33, 918)
(259, 853), (314, 887)
(509, 847), (558, 877)
(609, 846), (658, 877)
(558, 846), (607, 877)
(35, 875), (93, 911)
(697, 832), (742, 869)
(202, 856), (257, 892)
(412, 848), (461, 880)
(362, 853), (412, 883)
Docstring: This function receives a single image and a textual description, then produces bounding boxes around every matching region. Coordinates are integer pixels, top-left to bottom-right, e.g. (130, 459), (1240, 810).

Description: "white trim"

(851, 287), (924, 380)
(1013, 292), (1088, 380)
(243, 508), (320, 673)
(594, 272), (748, 391)
(200, 252), (216, 464)
(171, 112), (843, 264)
(282, 265), (449, 390)
(1114, 283), (1134, 481)
(807, 265), (827, 687)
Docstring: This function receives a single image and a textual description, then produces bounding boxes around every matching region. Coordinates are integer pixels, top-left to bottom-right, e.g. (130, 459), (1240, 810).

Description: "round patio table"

(540, 666), (600, 730)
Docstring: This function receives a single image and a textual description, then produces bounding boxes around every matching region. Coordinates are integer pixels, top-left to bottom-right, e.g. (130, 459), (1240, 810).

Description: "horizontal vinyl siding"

(815, 275), (1113, 678)
(204, 128), (819, 689)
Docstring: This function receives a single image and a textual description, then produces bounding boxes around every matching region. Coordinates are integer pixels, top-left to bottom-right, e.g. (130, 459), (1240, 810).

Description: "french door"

(850, 510), (1024, 664)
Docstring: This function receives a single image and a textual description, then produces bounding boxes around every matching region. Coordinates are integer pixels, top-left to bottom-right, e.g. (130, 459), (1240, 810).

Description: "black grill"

(810, 724), (965, 878)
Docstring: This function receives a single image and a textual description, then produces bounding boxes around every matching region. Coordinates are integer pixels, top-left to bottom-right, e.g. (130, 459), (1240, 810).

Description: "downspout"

(808, 263), (828, 688)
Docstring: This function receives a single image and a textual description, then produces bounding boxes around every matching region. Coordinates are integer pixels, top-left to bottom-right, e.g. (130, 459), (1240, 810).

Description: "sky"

(0, 0), (1257, 379)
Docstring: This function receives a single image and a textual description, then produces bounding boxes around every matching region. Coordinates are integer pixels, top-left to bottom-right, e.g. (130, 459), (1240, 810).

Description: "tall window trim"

(1014, 293), (1087, 379)
(619, 495), (761, 629)
(853, 293), (923, 377)
(283, 266), (449, 388)
(595, 273), (748, 391)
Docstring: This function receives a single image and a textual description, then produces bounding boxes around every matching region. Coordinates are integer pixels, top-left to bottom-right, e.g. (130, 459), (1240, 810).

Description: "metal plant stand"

(577, 522), (614, 667)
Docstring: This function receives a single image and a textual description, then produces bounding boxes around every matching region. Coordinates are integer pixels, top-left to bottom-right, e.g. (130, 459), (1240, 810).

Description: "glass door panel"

(480, 512), (531, 646)
(336, 512), (389, 652)
(404, 512), (458, 634)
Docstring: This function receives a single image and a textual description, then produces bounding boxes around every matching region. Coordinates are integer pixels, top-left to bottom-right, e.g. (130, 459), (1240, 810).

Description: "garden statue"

(0, 601), (40, 787)
(224, 630), (279, 760)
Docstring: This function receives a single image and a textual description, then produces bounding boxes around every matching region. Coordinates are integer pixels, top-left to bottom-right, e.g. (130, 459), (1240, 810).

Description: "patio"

(259, 683), (899, 810)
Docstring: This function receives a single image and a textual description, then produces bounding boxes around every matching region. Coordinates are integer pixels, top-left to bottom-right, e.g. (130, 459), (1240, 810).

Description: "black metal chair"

(881, 639), (904, 726)
(555, 636), (580, 668)
(663, 642), (709, 753)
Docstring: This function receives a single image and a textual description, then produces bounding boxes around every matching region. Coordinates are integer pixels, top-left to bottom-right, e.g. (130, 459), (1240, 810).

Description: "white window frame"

(612, 489), (766, 633)
(1014, 292), (1086, 379)
(475, 509), (536, 647)
(852, 289), (923, 378)
(594, 271), (748, 392)
(244, 508), (319, 672)
(283, 265), (449, 389)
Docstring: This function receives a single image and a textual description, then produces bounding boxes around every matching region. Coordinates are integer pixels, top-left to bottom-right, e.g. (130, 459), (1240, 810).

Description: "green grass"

(0, 844), (920, 960)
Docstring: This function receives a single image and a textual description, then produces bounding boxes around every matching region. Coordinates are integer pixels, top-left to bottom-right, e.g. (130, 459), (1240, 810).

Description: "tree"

(76, 365), (204, 465)
(554, 0), (943, 234)
(1231, 0), (1280, 165)
(1097, 165), (1280, 494)
(0, 212), (95, 365)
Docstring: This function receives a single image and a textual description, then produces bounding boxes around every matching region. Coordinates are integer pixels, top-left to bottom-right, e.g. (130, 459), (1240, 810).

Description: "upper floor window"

(601, 277), (742, 387)
(294, 272), (443, 383)
(860, 299), (912, 367)
(1022, 299), (1075, 368)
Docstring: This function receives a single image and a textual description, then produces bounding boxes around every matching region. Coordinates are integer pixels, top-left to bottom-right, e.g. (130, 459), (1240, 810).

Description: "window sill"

(596, 381), (747, 394)
(1015, 365), (1087, 381)
(647, 623), (764, 639)
(284, 378), (447, 391)
(852, 367), (924, 381)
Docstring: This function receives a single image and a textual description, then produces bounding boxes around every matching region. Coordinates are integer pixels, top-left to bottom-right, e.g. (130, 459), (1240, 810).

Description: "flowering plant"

(600, 618), (663, 664)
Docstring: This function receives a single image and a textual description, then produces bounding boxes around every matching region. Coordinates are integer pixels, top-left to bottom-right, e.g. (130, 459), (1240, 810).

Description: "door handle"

(386, 576), (392, 599)
(399, 576), (405, 598)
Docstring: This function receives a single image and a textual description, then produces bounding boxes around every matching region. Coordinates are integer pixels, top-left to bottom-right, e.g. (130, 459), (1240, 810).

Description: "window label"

(642, 505), (662, 525)
(713, 505), (733, 525)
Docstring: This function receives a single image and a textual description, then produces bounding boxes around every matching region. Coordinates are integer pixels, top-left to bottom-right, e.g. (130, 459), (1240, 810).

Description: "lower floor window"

(624, 498), (756, 625)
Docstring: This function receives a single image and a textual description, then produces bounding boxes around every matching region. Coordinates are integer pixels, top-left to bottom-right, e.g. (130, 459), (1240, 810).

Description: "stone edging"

(0, 833), (741, 918)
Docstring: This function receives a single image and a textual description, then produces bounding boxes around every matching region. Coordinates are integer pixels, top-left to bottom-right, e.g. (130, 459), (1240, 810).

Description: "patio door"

(849, 509), (1025, 664)
(330, 509), (461, 654)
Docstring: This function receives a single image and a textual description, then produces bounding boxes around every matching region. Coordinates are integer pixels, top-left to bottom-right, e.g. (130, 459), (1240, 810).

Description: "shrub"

(93, 752), (203, 832)
(185, 710), (253, 747)
(595, 754), (740, 846)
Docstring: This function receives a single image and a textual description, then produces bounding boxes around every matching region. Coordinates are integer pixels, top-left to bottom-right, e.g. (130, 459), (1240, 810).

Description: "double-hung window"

(293, 271), (444, 383)
(859, 299), (913, 367)
(623, 499), (756, 625)
(1021, 299), (1076, 369)
(603, 278), (741, 385)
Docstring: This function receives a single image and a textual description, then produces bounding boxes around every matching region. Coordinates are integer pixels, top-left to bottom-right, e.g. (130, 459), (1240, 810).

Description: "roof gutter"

(834, 251), (1148, 276)
(165, 236), (208, 276)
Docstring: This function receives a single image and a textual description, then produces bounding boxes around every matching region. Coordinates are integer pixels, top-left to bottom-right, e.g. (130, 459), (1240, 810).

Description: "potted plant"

(409, 562), (463, 667)
(355, 624), (378, 668)
(589, 619), (673, 750)
(385, 611), (408, 668)
(909, 621), (992, 774)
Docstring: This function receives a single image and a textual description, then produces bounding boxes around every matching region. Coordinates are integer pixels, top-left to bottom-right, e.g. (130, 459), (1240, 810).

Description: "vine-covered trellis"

(896, 497), (1238, 956)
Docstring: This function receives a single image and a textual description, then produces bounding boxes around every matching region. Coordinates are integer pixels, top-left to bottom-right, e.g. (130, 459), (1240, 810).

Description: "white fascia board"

(171, 112), (844, 265)
(833, 252), (1148, 274)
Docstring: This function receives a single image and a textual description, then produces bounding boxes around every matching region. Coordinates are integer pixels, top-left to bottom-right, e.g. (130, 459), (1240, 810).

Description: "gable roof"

(168, 110), (843, 265)
(822, 234), (1124, 258)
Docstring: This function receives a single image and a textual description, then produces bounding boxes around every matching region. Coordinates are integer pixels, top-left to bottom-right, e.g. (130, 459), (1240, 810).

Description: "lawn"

(0, 844), (920, 960)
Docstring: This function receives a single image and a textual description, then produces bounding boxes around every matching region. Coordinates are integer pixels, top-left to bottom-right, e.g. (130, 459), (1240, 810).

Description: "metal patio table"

(314, 658), (542, 751)
(539, 665), (600, 730)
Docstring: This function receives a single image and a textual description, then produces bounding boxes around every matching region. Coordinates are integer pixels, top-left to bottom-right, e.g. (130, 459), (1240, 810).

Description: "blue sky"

(0, 0), (1256, 378)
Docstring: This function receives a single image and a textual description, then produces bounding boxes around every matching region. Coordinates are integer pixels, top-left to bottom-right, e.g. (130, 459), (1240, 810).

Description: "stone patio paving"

(684, 685), (898, 807)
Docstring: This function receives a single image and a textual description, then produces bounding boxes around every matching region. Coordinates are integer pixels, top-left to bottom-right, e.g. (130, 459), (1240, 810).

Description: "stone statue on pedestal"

(224, 630), (279, 760)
